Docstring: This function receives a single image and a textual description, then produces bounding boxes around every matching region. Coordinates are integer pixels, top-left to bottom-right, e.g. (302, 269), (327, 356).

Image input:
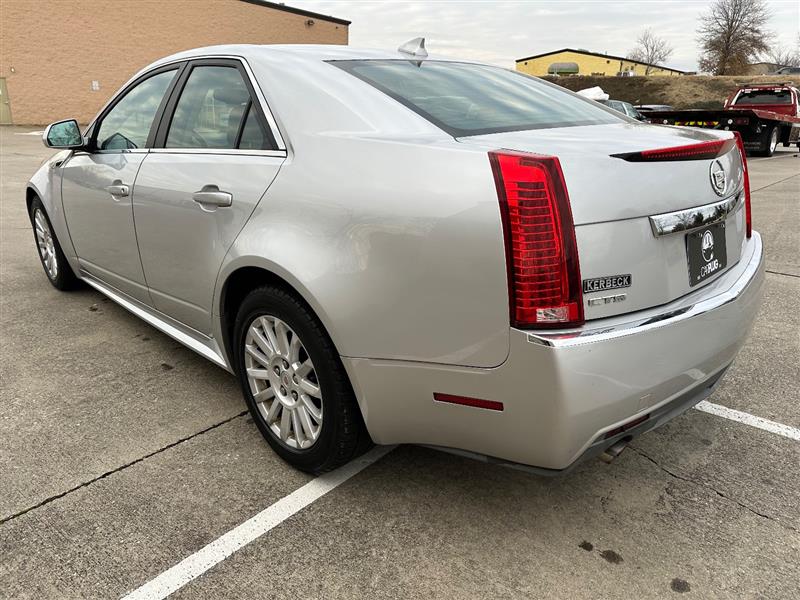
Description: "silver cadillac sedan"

(27, 42), (764, 474)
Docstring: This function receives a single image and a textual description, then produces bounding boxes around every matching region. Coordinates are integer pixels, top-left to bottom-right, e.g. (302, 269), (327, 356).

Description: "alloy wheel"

(33, 208), (58, 280)
(244, 315), (323, 449)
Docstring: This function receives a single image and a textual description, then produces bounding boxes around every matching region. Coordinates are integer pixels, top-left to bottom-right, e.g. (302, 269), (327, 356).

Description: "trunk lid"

(459, 122), (749, 321)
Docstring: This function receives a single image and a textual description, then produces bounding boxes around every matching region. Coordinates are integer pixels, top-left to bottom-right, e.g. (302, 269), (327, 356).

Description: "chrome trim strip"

(527, 232), (762, 349)
(149, 148), (286, 158)
(649, 193), (741, 237)
(81, 272), (229, 369)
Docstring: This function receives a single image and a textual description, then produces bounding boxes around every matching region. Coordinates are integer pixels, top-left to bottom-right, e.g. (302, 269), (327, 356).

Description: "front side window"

(332, 60), (621, 137)
(96, 69), (177, 150)
(167, 66), (255, 149)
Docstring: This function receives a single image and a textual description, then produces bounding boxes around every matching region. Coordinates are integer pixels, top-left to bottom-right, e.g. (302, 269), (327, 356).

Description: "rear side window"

(166, 65), (272, 149)
(332, 60), (621, 137)
(734, 89), (793, 105)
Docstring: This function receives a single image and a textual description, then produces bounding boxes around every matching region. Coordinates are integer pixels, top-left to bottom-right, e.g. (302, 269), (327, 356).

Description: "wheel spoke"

(250, 326), (274, 359)
(288, 334), (302, 363)
(291, 409), (304, 445)
(294, 360), (313, 378)
(301, 394), (322, 421)
(261, 317), (280, 356)
(297, 405), (317, 440)
(279, 408), (291, 440)
(247, 367), (271, 380)
(298, 377), (320, 398)
(274, 320), (290, 357)
(266, 397), (281, 421)
(245, 344), (271, 368)
(253, 386), (275, 403)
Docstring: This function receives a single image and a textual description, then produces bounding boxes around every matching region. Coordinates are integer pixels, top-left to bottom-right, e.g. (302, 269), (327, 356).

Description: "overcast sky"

(291, 0), (799, 71)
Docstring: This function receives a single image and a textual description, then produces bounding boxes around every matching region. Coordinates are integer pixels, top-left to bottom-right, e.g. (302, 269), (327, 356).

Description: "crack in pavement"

(751, 172), (800, 193)
(0, 410), (248, 526)
(629, 446), (798, 534)
(766, 270), (800, 279)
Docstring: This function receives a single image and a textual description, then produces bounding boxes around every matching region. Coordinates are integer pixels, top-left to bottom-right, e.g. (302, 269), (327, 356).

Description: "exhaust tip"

(599, 437), (632, 463)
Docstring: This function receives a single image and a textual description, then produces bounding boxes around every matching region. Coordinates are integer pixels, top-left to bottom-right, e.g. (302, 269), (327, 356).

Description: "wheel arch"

(216, 259), (373, 429)
(26, 184), (42, 217)
(216, 259), (346, 374)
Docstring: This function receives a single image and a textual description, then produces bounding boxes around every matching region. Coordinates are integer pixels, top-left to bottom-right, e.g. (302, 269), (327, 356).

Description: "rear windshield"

(734, 89), (793, 105)
(331, 60), (622, 137)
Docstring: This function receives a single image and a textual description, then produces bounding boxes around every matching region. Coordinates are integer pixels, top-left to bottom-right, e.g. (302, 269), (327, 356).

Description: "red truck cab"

(724, 84), (800, 118)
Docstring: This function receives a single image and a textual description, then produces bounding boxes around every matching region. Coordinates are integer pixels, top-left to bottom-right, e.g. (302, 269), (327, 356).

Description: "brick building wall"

(0, 0), (349, 124)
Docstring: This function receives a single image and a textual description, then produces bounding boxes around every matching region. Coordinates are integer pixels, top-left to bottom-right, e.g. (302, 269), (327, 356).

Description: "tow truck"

(646, 82), (800, 156)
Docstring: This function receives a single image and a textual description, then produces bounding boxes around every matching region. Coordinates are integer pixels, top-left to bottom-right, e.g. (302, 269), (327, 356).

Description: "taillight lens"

(489, 151), (583, 328)
(611, 138), (736, 162)
(733, 132), (752, 238)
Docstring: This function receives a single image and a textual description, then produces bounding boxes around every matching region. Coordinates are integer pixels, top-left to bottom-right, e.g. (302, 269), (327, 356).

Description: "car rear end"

(333, 59), (764, 470)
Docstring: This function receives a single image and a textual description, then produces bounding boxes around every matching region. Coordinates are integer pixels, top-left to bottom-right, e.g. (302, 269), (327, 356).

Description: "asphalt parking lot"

(1, 127), (798, 599)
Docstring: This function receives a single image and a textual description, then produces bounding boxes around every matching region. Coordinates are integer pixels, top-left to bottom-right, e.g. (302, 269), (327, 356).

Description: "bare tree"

(697, 0), (771, 74)
(628, 28), (675, 75)
(763, 36), (800, 67)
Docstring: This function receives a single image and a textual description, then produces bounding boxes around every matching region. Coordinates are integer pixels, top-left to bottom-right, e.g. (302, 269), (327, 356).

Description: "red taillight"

(612, 138), (736, 162)
(733, 132), (752, 239)
(489, 151), (583, 328)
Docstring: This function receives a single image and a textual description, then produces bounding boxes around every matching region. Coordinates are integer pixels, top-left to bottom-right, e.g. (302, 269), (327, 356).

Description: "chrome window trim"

(149, 148), (286, 158)
(84, 55), (286, 152)
(526, 232), (762, 349)
(648, 192), (741, 237)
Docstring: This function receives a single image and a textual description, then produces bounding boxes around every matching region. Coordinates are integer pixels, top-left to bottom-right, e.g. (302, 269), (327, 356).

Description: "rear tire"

(762, 126), (778, 157)
(233, 285), (371, 473)
(29, 197), (80, 290)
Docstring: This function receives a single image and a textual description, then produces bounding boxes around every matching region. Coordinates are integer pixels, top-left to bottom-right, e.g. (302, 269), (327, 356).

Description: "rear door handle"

(192, 185), (232, 208)
(106, 182), (129, 197)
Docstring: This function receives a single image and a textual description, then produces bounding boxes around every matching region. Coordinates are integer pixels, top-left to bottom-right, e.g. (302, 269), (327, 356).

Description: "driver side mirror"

(42, 119), (85, 149)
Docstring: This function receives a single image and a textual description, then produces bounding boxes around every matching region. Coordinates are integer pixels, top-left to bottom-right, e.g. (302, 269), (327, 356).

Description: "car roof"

(147, 44), (464, 69)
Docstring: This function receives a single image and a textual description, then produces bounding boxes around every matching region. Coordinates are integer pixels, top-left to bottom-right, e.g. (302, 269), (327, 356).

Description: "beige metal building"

(516, 48), (686, 78)
(0, 0), (350, 125)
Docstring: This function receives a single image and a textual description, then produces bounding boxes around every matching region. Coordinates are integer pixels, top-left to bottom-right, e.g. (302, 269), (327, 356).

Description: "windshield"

(331, 60), (622, 137)
(734, 89), (793, 105)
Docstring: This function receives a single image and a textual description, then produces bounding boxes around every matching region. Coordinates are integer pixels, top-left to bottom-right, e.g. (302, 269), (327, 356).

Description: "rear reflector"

(733, 131), (752, 238)
(603, 413), (650, 439)
(433, 393), (504, 412)
(489, 151), (583, 328)
(611, 138), (736, 162)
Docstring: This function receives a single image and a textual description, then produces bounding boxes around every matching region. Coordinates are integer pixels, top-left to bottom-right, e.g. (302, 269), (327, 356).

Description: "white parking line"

(695, 400), (800, 441)
(120, 401), (797, 600)
(120, 444), (396, 600)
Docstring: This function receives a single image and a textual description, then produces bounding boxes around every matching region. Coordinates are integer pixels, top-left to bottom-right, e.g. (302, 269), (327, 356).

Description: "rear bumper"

(344, 232), (764, 471)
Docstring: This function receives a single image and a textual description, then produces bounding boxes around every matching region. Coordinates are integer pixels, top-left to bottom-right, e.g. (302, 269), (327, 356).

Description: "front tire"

(29, 197), (79, 290)
(234, 285), (370, 473)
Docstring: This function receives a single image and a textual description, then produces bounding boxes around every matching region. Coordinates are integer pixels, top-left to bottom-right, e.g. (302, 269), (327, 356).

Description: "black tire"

(761, 126), (778, 157)
(233, 285), (370, 473)
(28, 197), (80, 290)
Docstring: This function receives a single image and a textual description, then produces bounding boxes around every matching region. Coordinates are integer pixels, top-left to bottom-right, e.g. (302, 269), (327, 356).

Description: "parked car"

(28, 43), (764, 474)
(771, 66), (800, 75)
(635, 104), (675, 113)
(601, 99), (647, 120)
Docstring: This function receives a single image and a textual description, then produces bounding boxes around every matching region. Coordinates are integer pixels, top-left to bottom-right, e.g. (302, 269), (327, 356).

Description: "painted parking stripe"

(695, 400), (800, 441)
(121, 444), (396, 600)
